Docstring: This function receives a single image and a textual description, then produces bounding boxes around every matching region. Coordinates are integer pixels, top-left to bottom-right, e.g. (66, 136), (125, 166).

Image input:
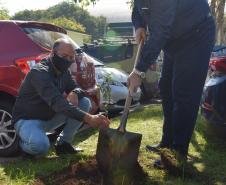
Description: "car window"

(22, 27), (80, 50)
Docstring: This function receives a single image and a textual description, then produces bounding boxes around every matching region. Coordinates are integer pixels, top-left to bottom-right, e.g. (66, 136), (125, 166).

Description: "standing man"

(12, 38), (110, 158)
(128, 0), (215, 168)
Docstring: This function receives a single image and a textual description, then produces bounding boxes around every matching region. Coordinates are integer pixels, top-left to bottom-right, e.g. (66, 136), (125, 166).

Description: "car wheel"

(0, 101), (20, 157)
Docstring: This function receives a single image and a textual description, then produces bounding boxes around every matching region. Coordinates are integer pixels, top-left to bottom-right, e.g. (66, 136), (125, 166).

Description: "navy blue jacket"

(132, 0), (212, 72)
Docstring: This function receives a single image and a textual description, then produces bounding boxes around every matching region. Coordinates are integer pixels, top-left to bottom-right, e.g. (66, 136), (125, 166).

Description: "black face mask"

(52, 53), (74, 73)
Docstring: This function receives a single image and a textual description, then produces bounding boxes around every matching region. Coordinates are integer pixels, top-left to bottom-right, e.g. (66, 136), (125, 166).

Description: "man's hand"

(67, 92), (78, 106)
(84, 113), (110, 129)
(127, 71), (142, 95)
(135, 28), (146, 44)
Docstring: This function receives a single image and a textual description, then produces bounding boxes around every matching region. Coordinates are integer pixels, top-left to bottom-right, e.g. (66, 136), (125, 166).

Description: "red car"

(0, 20), (99, 156)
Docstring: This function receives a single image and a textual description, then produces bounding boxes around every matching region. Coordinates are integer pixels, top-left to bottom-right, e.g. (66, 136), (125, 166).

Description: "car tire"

(0, 101), (20, 157)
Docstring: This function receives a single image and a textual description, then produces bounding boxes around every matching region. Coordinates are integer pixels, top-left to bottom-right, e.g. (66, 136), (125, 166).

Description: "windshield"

(22, 27), (80, 50)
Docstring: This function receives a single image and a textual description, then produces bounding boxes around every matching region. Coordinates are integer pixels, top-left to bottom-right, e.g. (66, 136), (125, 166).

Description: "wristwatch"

(133, 69), (146, 79)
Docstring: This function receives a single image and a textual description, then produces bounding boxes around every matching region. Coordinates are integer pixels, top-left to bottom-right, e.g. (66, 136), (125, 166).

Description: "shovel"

(96, 40), (144, 185)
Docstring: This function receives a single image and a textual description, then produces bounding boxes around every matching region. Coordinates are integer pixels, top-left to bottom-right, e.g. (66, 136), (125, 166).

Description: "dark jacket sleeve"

(132, 0), (146, 30)
(30, 70), (86, 121)
(65, 71), (77, 94)
(136, 0), (177, 72)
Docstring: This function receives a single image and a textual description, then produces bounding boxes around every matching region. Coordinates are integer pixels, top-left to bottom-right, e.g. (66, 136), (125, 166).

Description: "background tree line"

(12, 1), (106, 39)
(1, 0), (226, 44)
(77, 0), (226, 45)
(0, 1), (9, 19)
(0, 1), (106, 39)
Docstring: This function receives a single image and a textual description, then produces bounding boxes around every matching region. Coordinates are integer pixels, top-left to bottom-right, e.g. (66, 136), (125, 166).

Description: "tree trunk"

(217, 0), (226, 44)
(210, 0), (226, 44)
(210, 0), (217, 17)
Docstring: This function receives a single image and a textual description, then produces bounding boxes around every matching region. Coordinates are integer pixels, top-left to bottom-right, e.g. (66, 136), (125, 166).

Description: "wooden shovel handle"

(118, 40), (144, 133)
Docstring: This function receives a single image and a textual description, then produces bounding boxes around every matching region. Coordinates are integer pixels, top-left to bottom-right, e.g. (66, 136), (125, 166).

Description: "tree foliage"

(12, 1), (106, 39)
(0, 1), (10, 20)
(12, 9), (45, 21)
(0, 9), (9, 19)
(48, 17), (86, 33)
(73, 0), (98, 6)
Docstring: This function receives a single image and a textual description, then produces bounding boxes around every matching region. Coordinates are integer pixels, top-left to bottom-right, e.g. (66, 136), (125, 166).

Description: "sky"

(1, 0), (64, 15)
(1, 0), (131, 22)
(88, 0), (131, 22)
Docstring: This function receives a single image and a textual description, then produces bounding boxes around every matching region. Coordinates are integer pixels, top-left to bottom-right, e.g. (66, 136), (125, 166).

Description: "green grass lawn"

(1, 104), (226, 185)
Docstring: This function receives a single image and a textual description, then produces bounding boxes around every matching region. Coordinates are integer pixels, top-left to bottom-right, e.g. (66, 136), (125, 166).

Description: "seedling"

(98, 73), (113, 116)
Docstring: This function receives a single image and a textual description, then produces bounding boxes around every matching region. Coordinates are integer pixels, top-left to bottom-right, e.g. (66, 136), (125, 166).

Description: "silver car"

(86, 55), (141, 113)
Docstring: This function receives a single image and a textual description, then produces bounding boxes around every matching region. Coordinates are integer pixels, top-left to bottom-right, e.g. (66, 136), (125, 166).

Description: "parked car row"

(0, 20), (141, 156)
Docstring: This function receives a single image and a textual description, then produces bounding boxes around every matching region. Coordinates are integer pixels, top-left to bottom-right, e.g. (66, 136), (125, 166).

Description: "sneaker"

(146, 143), (169, 153)
(54, 141), (83, 155)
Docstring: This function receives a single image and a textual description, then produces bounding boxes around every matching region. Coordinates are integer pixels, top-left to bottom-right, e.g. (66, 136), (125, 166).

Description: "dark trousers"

(159, 17), (216, 155)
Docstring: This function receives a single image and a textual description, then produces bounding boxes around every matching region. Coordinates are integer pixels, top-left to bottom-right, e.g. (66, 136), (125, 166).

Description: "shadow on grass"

(3, 153), (90, 183)
(1, 128), (99, 184)
(189, 115), (226, 184)
(115, 105), (226, 184)
(130, 105), (163, 121)
(133, 105), (226, 185)
(1, 112), (126, 184)
(73, 127), (98, 146)
(6, 105), (223, 185)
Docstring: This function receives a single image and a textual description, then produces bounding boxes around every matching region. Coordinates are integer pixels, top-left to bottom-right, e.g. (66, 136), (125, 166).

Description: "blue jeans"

(14, 97), (91, 156)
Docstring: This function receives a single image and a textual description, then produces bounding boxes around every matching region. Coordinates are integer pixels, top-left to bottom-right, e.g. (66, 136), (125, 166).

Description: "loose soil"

(35, 157), (146, 185)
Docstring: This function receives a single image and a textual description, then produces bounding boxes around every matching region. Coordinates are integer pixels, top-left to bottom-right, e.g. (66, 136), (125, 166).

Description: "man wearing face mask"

(12, 38), (110, 158)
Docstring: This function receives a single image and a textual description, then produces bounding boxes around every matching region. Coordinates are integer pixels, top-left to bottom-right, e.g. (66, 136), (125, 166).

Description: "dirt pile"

(36, 158), (146, 185)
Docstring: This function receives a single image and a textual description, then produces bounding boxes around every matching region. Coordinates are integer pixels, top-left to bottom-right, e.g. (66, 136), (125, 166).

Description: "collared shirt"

(12, 58), (86, 124)
(132, 0), (212, 72)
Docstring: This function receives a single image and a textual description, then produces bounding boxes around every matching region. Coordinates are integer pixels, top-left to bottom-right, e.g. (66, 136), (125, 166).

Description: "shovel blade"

(96, 128), (142, 184)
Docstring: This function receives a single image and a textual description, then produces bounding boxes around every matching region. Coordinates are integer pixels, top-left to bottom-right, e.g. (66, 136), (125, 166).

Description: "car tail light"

(209, 58), (226, 73)
(202, 102), (213, 111)
(15, 53), (49, 74)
